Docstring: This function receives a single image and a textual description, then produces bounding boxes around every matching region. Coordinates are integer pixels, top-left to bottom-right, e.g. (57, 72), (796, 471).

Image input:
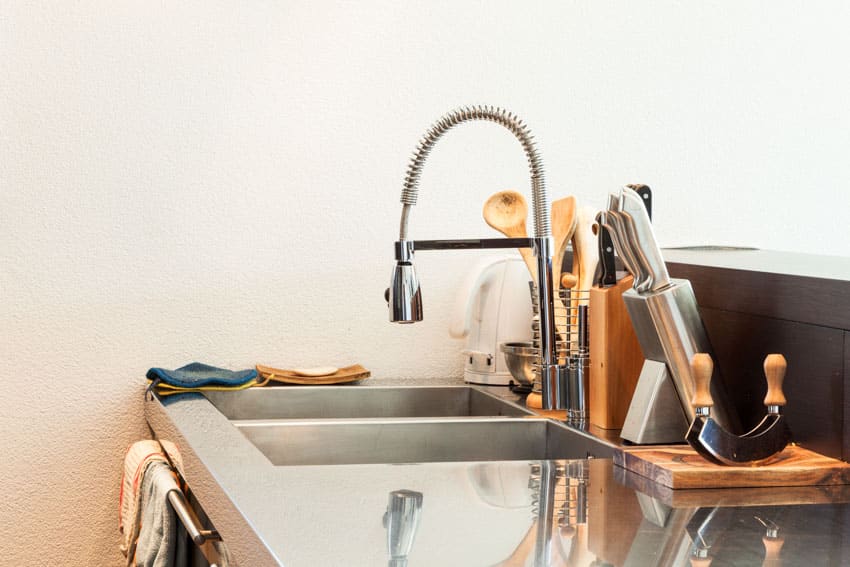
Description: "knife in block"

(589, 274), (645, 429)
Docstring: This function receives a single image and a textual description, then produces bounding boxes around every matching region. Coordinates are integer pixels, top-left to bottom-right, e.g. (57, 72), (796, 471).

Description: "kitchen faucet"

(386, 105), (564, 410)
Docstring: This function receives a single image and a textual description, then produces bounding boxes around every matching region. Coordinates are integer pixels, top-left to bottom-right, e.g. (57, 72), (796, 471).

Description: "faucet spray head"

(384, 489), (423, 564)
(388, 241), (423, 323)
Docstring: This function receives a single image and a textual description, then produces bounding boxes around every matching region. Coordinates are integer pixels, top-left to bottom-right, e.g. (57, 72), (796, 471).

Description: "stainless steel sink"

(234, 418), (616, 466)
(203, 385), (534, 420)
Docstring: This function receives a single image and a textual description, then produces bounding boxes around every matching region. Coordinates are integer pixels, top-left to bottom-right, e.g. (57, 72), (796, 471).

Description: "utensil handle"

(690, 353), (714, 409)
(763, 354), (787, 408)
(596, 222), (617, 287)
(628, 183), (652, 220)
(762, 535), (784, 567)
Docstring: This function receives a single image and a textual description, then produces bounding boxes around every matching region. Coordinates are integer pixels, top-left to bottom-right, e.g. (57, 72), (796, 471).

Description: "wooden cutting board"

(614, 444), (850, 490)
(613, 463), (850, 508)
(255, 364), (370, 385)
(588, 274), (644, 429)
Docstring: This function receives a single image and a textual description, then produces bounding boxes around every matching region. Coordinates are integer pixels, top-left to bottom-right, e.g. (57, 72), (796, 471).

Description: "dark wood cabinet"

(665, 251), (850, 460)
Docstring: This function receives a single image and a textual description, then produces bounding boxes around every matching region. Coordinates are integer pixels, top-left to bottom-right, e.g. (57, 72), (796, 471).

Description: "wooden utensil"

(559, 272), (578, 363)
(551, 196), (577, 294)
(551, 196), (577, 343)
(255, 364), (370, 385)
(571, 205), (600, 305)
(525, 390), (568, 419)
(566, 205), (599, 352)
(483, 190), (537, 282)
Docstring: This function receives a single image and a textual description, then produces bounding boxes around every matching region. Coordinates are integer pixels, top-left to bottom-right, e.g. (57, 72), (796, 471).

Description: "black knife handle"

(628, 184), (652, 221)
(598, 225), (617, 287)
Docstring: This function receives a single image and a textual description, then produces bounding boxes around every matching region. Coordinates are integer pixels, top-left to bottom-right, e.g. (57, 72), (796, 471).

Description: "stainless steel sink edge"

(544, 420), (619, 460)
(230, 414), (538, 427)
(234, 415), (617, 467)
(203, 383), (537, 420)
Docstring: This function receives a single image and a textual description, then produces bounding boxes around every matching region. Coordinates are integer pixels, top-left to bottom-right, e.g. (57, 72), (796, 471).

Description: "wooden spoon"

(483, 190), (538, 282)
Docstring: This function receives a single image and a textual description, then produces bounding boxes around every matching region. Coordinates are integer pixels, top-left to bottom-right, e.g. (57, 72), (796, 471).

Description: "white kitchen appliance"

(449, 256), (534, 386)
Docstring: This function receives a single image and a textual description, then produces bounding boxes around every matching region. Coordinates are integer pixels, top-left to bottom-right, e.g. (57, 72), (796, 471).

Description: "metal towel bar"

(168, 489), (221, 545)
(166, 489), (222, 545)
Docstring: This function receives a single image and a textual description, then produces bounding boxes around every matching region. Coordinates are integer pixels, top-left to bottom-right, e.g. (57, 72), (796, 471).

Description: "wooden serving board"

(613, 463), (850, 507)
(614, 444), (850, 490)
(256, 364), (370, 385)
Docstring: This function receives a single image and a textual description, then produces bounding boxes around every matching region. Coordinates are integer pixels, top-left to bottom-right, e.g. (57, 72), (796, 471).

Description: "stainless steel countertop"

(146, 381), (850, 566)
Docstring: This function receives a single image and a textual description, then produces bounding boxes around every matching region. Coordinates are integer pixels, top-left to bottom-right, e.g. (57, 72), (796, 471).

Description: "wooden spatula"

(567, 205), (600, 353)
(572, 205), (600, 305)
(551, 196), (577, 324)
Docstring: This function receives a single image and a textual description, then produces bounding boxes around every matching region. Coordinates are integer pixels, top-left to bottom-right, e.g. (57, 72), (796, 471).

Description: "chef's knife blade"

(613, 209), (654, 292)
(597, 211), (632, 278)
(605, 209), (643, 289)
(621, 187), (671, 292)
(609, 191), (655, 292)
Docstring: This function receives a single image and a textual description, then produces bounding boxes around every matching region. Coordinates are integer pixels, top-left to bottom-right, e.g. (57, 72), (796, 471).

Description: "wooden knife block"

(589, 275), (644, 430)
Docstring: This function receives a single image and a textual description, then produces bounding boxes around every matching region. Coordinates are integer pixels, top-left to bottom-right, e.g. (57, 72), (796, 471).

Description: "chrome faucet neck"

(397, 105), (550, 241)
(389, 106), (563, 410)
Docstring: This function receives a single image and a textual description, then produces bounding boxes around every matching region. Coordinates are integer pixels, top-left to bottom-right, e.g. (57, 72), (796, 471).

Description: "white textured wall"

(2, 1), (850, 564)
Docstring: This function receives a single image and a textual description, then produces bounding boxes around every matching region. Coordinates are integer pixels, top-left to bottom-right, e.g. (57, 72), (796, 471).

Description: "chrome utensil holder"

(530, 284), (590, 426)
(620, 279), (740, 444)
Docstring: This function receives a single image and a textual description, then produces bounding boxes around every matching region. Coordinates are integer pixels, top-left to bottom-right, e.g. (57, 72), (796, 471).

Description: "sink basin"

(198, 385), (616, 467)
(203, 385), (533, 420)
(234, 418), (615, 466)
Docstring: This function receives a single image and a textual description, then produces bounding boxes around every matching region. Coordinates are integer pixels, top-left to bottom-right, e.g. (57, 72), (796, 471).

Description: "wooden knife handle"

(763, 354), (787, 407)
(690, 353), (714, 409)
(762, 535), (784, 567)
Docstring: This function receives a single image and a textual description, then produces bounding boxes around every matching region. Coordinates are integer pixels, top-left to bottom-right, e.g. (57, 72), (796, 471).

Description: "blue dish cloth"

(146, 362), (258, 388)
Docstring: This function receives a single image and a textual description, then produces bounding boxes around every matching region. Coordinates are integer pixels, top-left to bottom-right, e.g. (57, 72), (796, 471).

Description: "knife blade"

(605, 194), (646, 290)
(620, 187), (671, 292)
(610, 209), (653, 292)
(596, 211), (634, 279)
